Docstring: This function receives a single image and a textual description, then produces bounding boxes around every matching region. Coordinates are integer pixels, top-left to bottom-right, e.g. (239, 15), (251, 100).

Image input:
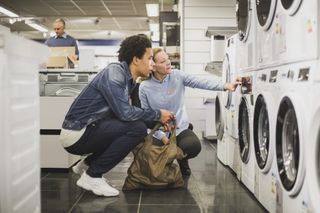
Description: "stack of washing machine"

(217, 0), (320, 212)
(234, 0), (257, 195)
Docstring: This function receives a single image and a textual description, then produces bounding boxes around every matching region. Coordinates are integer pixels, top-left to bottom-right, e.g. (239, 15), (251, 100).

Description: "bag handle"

(147, 120), (177, 145)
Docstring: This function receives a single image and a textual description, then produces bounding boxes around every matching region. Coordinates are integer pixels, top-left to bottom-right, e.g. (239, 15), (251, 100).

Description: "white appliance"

(236, 0), (257, 71)
(215, 91), (228, 166)
(274, 0), (319, 65)
(275, 61), (314, 212)
(237, 73), (256, 193)
(0, 26), (49, 213)
(253, 68), (281, 212)
(40, 97), (79, 168)
(255, 0), (278, 68)
(306, 81), (320, 212)
(223, 35), (239, 138)
(222, 34), (242, 178)
(39, 70), (97, 168)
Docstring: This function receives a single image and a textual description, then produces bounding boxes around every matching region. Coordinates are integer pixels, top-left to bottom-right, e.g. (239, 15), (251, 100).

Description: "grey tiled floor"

(41, 140), (267, 213)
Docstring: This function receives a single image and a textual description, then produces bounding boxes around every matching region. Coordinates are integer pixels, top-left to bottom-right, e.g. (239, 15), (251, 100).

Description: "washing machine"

(221, 34), (242, 178)
(306, 81), (320, 213)
(274, 0), (319, 65)
(237, 73), (256, 193)
(223, 34), (239, 139)
(236, 0), (257, 71)
(216, 36), (237, 166)
(255, 0), (279, 68)
(275, 61), (315, 212)
(253, 68), (281, 212)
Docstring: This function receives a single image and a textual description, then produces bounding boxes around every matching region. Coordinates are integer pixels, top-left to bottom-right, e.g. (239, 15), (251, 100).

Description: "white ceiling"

(0, 0), (175, 40)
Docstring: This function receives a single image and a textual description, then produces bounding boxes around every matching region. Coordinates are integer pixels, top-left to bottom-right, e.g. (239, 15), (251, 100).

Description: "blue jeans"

(65, 118), (148, 177)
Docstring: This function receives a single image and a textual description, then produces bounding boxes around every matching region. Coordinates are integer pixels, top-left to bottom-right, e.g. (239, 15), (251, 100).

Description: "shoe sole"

(72, 166), (83, 175)
(76, 179), (119, 197)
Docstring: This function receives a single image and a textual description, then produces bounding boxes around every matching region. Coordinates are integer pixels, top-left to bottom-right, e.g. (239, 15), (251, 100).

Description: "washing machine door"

(306, 107), (320, 210)
(238, 97), (250, 163)
(280, 0), (302, 15)
(215, 95), (225, 140)
(223, 54), (232, 110)
(256, 0), (277, 30)
(254, 94), (270, 170)
(236, 0), (251, 41)
(276, 96), (302, 194)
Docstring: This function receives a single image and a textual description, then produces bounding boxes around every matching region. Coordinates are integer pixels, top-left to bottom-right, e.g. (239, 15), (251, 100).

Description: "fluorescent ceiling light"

(146, 4), (159, 17)
(0, 6), (19, 17)
(25, 20), (48, 32)
(149, 23), (159, 32)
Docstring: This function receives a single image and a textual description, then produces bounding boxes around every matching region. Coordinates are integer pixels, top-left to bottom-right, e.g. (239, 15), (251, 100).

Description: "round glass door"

(254, 95), (270, 169)
(281, 0), (302, 15)
(239, 98), (250, 163)
(276, 97), (299, 191)
(223, 54), (232, 109)
(256, 0), (277, 30)
(236, 0), (251, 41)
(215, 97), (224, 140)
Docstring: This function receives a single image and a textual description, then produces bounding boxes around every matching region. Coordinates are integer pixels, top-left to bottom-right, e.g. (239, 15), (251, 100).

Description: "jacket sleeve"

(98, 67), (160, 122)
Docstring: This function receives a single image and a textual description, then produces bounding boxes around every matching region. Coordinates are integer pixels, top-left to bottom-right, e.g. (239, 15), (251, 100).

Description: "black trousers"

(65, 118), (148, 177)
(153, 129), (201, 159)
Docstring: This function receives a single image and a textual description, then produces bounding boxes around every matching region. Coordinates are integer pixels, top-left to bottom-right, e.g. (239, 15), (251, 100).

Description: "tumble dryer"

(255, 0), (278, 68)
(253, 68), (281, 212)
(237, 74), (256, 193)
(236, 0), (257, 71)
(306, 78), (320, 212)
(274, 0), (319, 64)
(275, 61), (314, 212)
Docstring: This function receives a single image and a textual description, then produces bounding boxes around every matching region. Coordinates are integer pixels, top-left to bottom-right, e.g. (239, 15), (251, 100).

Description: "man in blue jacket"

(59, 34), (174, 197)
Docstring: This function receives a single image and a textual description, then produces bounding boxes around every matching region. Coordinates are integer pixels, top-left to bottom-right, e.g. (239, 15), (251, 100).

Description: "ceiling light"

(0, 6), (19, 17)
(9, 18), (17, 24)
(25, 20), (48, 32)
(146, 4), (159, 17)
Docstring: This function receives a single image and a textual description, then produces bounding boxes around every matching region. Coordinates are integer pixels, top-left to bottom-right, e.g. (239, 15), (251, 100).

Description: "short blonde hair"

(152, 47), (163, 63)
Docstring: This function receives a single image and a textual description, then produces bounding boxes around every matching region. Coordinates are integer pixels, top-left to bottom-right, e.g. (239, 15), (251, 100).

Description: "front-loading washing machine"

(255, 0), (278, 68)
(253, 68), (281, 212)
(221, 34), (241, 178)
(237, 73), (256, 193)
(236, 0), (257, 71)
(274, 0), (319, 65)
(306, 81), (320, 213)
(275, 61), (315, 212)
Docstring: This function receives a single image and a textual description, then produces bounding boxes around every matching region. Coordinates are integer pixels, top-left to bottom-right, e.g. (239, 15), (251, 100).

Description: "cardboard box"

(46, 47), (78, 68)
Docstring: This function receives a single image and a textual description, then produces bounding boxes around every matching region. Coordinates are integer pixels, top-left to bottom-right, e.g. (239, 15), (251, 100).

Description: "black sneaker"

(178, 159), (191, 176)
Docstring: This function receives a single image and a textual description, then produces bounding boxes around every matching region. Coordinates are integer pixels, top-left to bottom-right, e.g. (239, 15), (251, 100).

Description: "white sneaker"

(72, 159), (88, 175)
(76, 172), (119, 197)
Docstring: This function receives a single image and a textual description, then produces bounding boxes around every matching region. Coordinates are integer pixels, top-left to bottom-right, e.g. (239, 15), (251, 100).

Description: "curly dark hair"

(118, 34), (152, 65)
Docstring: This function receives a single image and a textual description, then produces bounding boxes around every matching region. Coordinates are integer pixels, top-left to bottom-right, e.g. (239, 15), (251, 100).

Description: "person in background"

(45, 18), (79, 59)
(59, 35), (174, 197)
(139, 48), (242, 176)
